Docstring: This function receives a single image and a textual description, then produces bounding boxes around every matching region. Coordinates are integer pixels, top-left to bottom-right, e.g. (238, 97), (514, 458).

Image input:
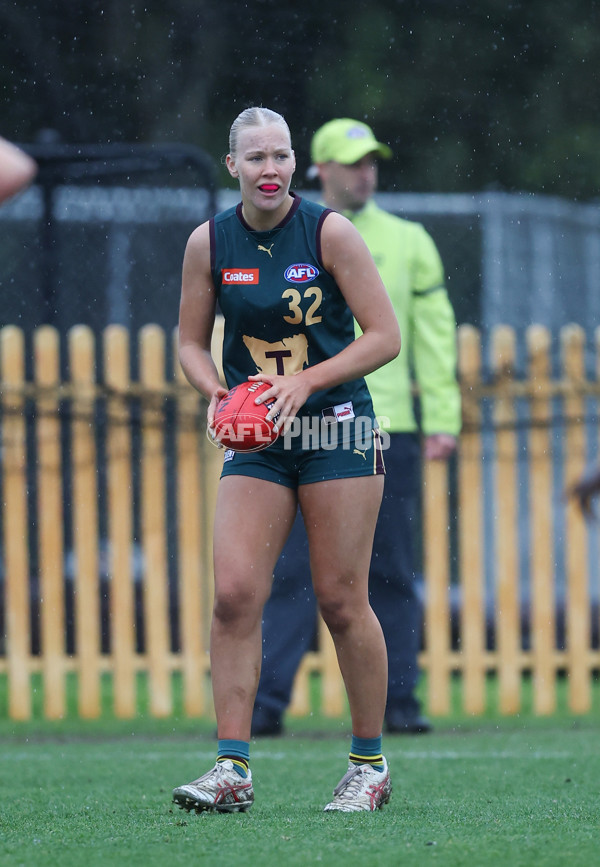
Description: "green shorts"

(220, 428), (385, 488)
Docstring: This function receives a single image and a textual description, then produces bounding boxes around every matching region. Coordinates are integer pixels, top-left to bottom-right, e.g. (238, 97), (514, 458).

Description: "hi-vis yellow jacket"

(349, 199), (461, 436)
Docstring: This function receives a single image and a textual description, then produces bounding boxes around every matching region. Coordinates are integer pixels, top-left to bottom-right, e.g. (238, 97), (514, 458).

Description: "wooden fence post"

(561, 324), (590, 713)
(457, 325), (486, 714)
(1, 326), (31, 720)
(69, 325), (101, 718)
(139, 325), (172, 717)
(423, 458), (451, 715)
(527, 325), (556, 714)
(104, 325), (136, 718)
(491, 325), (521, 713)
(34, 325), (66, 719)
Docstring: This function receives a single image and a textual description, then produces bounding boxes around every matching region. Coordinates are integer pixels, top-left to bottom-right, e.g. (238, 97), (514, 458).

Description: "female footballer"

(173, 106), (400, 813)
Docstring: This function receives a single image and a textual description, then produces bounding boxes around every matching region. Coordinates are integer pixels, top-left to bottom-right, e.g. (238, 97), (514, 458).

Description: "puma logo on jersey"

(353, 448), (367, 460)
(258, 243), (274, 257)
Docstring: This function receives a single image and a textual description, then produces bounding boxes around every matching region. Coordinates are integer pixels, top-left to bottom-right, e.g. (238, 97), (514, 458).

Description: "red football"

(212, 380), (280, 452)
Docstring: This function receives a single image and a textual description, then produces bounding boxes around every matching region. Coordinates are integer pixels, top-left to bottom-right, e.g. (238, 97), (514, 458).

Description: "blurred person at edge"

(568, 465), (600, 519)
(252, 118), (461, 737)
(0, 137), (37, 204)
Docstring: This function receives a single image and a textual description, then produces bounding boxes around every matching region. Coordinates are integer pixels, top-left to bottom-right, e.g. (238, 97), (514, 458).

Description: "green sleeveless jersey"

(211, 194), (375, 446)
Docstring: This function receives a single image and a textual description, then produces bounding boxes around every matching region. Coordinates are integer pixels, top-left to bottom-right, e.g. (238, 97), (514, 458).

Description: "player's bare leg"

(299, 474), (387, 738)
(210, 475), (297, 740)
(298, 474), (392, 812)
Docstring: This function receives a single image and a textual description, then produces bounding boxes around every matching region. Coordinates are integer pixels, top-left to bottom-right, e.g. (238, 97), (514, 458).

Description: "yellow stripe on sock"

(349, 752), (383, 764)
(217, 756), (249, 773)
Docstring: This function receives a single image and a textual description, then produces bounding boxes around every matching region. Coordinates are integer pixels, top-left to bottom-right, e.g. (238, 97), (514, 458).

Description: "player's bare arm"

(178, 221), (228, 423)
(252, 213), (400, 430)
(302, 211), (400, 384)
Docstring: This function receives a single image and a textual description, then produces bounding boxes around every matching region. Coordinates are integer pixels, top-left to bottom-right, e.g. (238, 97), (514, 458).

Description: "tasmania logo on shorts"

(284, 263), (319, 283)
(222, 269), (259, 284)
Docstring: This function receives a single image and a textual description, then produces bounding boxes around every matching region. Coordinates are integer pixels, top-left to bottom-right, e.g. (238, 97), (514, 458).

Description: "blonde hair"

(228, 107), (291, 158)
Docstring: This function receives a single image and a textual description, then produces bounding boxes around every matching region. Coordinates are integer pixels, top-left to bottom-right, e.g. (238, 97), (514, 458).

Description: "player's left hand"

(248, 373), (310, 436)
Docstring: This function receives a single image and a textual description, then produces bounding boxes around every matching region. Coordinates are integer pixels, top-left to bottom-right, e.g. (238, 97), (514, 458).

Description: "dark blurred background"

(3, 0), (600, 348)
(2, 0), (599, 199)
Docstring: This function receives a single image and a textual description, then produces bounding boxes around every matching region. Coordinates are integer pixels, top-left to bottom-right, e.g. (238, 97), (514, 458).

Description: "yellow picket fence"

(0, 321), (599, 721)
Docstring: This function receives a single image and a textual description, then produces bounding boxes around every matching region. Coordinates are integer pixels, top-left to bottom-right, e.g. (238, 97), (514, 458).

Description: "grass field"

(0, 676), (598, 867)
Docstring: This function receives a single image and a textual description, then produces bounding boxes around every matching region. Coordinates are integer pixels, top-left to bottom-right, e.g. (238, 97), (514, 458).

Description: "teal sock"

(349, 734), (384, 771)
(217, 739), (250, 778)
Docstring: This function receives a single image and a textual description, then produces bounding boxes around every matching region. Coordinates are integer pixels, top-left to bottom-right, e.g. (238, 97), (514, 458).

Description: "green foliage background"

(2, 1), (599, 199)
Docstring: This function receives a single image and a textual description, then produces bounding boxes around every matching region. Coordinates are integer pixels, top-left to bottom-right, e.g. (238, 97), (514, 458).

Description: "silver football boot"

(324, 757), (391, 812)
(173, 760), (254, 813)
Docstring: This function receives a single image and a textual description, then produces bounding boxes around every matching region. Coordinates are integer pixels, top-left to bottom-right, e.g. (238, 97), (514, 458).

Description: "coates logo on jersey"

(284, 263), (319, 283)
(222, 269), (259, 284)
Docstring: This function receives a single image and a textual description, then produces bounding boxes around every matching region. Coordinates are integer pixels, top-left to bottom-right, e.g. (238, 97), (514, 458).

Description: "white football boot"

(323, 756), (392, 813)
(173, 760), (254, 813)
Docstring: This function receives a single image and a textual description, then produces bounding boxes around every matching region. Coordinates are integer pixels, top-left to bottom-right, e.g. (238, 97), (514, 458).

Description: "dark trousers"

(255, 432), (423, 720)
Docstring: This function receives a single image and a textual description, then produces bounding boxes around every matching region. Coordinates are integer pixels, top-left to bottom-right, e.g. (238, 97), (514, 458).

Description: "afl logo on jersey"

(284, 263), (319, 283)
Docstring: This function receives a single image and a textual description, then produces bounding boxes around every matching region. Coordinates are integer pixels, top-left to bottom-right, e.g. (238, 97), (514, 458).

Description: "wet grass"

(0, 674), (598, 866)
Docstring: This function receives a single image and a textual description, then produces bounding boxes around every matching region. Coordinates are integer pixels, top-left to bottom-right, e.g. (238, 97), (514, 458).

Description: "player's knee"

(317, 594), (353, 634)
(213, 584), (264, 625)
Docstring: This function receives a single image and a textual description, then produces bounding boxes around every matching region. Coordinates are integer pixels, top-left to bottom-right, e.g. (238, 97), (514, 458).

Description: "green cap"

(310, 118), (393, 165)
